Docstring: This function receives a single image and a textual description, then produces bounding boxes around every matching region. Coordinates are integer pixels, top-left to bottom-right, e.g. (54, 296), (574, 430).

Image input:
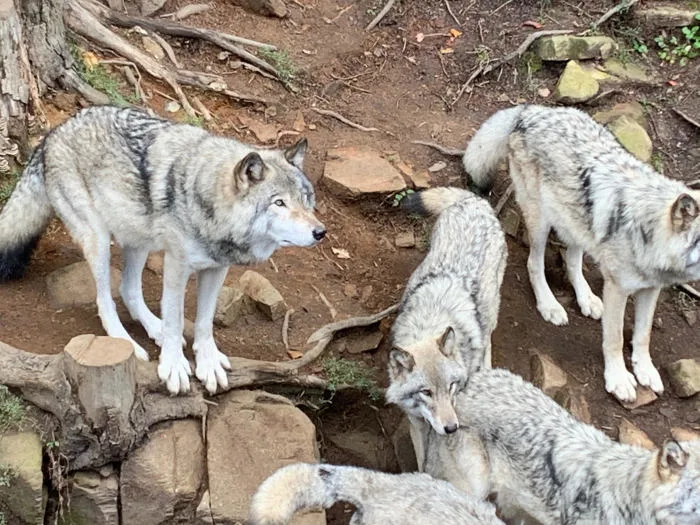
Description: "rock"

(228, 0), (288, 17)
(391, 417), (418, 472)
(292, 110), (306, 132)
(553, 387), (591, 424)
(239, 115), (278, 143)
(607, 115), (653, 163)
(330, 430), (396, 471)
(61, 469), (119, 525)
(671, 427), (700, 442)
(428, 161), (447, 173)
(654, 317), (664, 330)
(46, 261), (121, 309)
(323, 147), (406, 198)
(395, 231), (416, 248)
(52, 92), (78, 112)
(634, 6), (699, 28)
(530, 351), (568, 396)
(214, 284), (245, 327)
(140, 0), (167, 15)
(360, 285), (373, 304)
(600, 58), (660, 85)
(592, 101), (646, 127)
(195, 490), (213, 525)
(500, 207), (521, 238)
(535, 35), (618, 61)
(343, 283), (358, 298)
(618, 418), (655, 450)
(666, 359), (700, 398)
(554, 60), (599, 103)
(120, 419), (205, 525)
(0, 432), (45, 525)
(165, 101), (181, 113)
(142, 36), (165, 60)
(537, 87), (551, 98)
(239, 270), (286, 321)
(683, 309), (697, 327)
(207, 390), (324, 525)
(344, 330), (384, 354)
(620, 386), (658, 410)
(396, 161), (430, 189)
(146, 251), (164, 274)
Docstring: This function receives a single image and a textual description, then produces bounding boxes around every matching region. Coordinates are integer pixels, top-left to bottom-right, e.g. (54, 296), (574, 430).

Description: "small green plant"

(632, 38), (649, 55)
(0, 385), (24, 432)
(322, 357), (382, 401)
(655, 15), (700, 65)
(181, 114), (205, 127)
(0, 465), (14, 487)
(0, 170), (20, 205)
(70, 44), (135, 106)
(391, 188), (415, 207)
(259, 49), (296, 85)
(651, 152), (664, 173)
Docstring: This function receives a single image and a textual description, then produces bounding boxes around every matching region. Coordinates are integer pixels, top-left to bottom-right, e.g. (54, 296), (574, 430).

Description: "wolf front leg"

(631, 287), (664, 394)
(157, 253), (193, 394)
(602, 279), (637, 403)
(193, 266), (232, 394)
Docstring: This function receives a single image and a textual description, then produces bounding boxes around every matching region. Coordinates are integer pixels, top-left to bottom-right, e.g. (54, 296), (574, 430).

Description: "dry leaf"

(332, 247), (351, 259)
(668, 80), (678, 86)
(449, 28), (462, 38)
(287, 350), (304, 360)
(82, 51), (99, 70)
(522, 20), (543, 29)
(416, 32), (425, 43)
(440, 47), (454, 54)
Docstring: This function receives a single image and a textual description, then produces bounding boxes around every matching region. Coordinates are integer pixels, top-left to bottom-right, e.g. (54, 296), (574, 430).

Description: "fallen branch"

(581, 0), (639, 35)
(494, 182), (514, 215)
(365, 0), (395, 31)
(311, 284), (338, 320)
(443, 0), (462, 27)
(452, 29), (572, 105)
(674, 108), (700, 129)
(282, 309), (294, 350)
(411, 140), (464, 156)
(311, 107), (380, 132)
(150, 32), (182, 69)
(678, 283), (700, 301)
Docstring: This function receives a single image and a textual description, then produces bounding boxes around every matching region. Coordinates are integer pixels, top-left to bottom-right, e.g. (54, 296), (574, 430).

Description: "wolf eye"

(274, 199), (286, 207)
(421, 389), (433, 398)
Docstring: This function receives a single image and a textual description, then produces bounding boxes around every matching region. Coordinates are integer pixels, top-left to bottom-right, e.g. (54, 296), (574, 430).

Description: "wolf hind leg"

(564, 245), (603, 320)
(631, 287), (663, 394)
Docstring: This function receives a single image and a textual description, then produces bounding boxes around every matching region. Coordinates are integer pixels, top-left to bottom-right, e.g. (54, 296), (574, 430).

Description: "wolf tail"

(0, 147), (52, 281)
(248, 463), (372, 524)
(401, 187), (474, 217)
(462, 105), (525, 191)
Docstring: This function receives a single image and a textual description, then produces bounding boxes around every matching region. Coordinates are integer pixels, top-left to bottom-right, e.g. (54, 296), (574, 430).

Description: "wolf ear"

(234, 152), (265, 192)
(671, 193), (699, 233)
(658, 439), (689, 481)
(284, 137), (307, 169)
(437, 326), (457, 358)
(388, 348), (415, 379)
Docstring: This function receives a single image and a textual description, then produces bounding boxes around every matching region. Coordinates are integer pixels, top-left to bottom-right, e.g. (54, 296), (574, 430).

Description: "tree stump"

(64, 335), (136, 432)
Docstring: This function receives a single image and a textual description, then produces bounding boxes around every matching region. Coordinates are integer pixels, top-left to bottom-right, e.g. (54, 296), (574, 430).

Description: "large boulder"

(535, 35), (618, 61)
(45, 261), (121, 309)
(323, 147), (407, 198)
(60, 468), (119, 525)
(120, 419), (205, 525)
(206, 389), (324, 525)
(0, 432), (45, 525)
(239, 270), (286, 321)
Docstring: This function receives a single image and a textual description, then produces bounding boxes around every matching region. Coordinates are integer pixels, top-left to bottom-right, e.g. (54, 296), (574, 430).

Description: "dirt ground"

(1, 0), (700, 522)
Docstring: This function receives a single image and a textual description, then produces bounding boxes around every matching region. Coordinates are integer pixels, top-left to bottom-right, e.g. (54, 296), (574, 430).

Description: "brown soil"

(2, 1), (700, 523)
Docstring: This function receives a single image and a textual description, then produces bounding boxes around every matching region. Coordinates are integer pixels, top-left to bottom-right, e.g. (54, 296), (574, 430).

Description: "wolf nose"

(313, 227), (327, 241)
(444, 423), (459, 434)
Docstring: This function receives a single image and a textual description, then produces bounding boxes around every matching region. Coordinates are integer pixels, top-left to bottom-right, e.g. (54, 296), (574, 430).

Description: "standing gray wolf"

(462, 104), (700, 403)
(248, 462), (504, 525)
(386, 187), (507, 469)
(423, 367), (700, 524)
(0, 106), (325, 394)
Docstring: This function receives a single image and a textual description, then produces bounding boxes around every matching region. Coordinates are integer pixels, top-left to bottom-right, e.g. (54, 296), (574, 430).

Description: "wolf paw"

(537, 300), (569, 326)
(132, 341), (150, 361)
(633, 359), (664, 394)
(157, 351), (192, 394)
(194, 338), (231, 394)
(578, 292), (603, 321)
(605, 366), (638, 403)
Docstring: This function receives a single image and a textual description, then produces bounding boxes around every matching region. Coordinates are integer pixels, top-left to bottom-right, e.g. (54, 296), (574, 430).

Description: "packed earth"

(0, 0), (699, 523)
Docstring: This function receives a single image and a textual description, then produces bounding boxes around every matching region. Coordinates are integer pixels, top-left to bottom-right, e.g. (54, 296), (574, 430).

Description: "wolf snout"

(444, 422), (459, 434)
(312, 227), (327, 241)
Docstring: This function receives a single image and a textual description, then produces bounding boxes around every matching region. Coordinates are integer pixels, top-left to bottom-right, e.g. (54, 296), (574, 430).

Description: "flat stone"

(0, 432), (45, 525)
(239, 115), (278, 144)
(666, 359), (700, 398)
(535, 35), (618, 61)
(620, 386), (658, 410)
(214, 284), (245, 327)
(343, 283), (358, 298)
(195, 490), (213, 525)
(46, 261), (121, 309)
(391, 416), (418, 473)
(600, 58), (661, 85)
(239, 270), (286, 321)
(165, 101), (181, 113)
(120, 419), (205, 525)
(61, 469), (119, 525)
(344, 330), (384, 354)
(592, 101), (647, 127)
(395, 231), (416, 248)
(607, 115), (653, 163)
(140, 0), (167, 15)
(323, 147), (406, 198)
(228, 0), (287, 17)
(500, 207), (521, 238)
(530, 351), (568, 397)
(634, 6), (700, 28)
(329, 430), (396, 471)
(396, 161), (430, 189)
(207, 390), (324, 525)
(683, 310), (697, 327)
(142, 36), (165, 60)
(553, 387), (592, 424)
(554, 60), (599, 103)
(618, 418), (655, 450)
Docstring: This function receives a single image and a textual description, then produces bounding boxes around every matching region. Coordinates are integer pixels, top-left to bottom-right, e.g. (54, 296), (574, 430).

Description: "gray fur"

(0, 106), (325, 395)
(248, 462), (504, 525)
(462, 104), (700, 403)
(425, 368), (700, 525)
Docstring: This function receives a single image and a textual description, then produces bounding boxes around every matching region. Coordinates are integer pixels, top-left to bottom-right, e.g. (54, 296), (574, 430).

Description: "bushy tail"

(0, 149), (52, 281)
(401, 187), (474, 216)
(248, 464), (367, 525)
(462, 105), (525, 191)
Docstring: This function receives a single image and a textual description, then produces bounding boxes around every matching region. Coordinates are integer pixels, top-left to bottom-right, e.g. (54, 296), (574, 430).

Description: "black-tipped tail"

(0, 235), (41, 281)
(401, 187), (474, 217)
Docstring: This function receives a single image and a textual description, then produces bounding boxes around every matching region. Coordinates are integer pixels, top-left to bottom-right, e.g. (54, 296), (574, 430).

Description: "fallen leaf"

(428, 161), (447, 172)
(449, 28), (463, 38)
(440, 47), (454, 54)
(668, 79), (678, 86)
(416, 32), (425, 43)
(82, 51), (99, 70)
(287, 350), (304, 360)
(522, 20), (543, 29)
(332, 247), (351, 259)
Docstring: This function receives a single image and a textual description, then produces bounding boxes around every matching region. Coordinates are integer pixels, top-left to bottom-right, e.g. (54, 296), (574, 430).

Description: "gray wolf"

(386, 187), (507, 468)
(0, 105), (325, 394)
(462, 104), (700, 403)
(248, 462), (504, 525)
(423, 367), (700, 524)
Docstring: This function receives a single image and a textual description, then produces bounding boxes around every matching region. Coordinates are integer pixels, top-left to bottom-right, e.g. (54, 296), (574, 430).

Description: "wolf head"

(386, 327), (468, 435)
(668, 192), (700, 280)
(223, 138), (325, 256)
(653, 433), (700, 524)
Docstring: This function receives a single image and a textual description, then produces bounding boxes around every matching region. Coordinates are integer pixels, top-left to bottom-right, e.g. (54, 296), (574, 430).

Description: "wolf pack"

(1, 103), (700, 524)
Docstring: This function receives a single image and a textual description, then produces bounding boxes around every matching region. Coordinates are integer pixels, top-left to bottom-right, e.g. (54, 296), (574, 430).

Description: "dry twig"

(674, 108), (700, 129)
(581, 0), (639, 35)
(678, 284), (700, 301)
(411, 140), (464, 156)
(282, 309), (294, 350)
(494, 183), (515, 216)
(443, 0), (462, 27)
(311, 107), (380, 132)
(311, 285), (338, 320)
(365, 0), (396, 31)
